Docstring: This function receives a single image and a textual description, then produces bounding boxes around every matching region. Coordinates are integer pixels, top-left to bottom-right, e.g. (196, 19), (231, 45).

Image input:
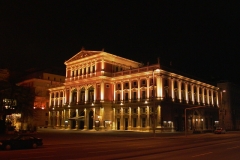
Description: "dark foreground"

(0, 128), (240, 160)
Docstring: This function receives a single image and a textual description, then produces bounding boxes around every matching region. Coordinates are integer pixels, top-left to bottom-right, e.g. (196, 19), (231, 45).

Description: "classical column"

(147, 77), (150, 99)
(178, 81), (181, 101)
(128, 107), (131, 130)
(120, 107), (123, 130)
(206, 89), (210, 105)
(101, 81), (104, 101)
(56, 111), (59, 127)
(63, 89), (66, 104)
(53, 92), (56, 106)
(69, 89), (72, 104)
(191, 85), (194, 103)
(85, 88), (88, 103)
(76, 109), (78, 129)
(202, 88), (205, 104)
(77, 88), (80, 104)
(157, 105), (161, 128)
(121, 81), (123, 101)
(129, 80), (132, 101)
(216, 91), (219, 106)
(113, 82), (116, 101)
(112, 107), (115, 130)
(156, 75), (162, 98)
(185, 83), (188, 102)
(211, 90), (214, 105)
(57, 92), (60, 107)
(63, 110), (66, 128)
(137, 107), (140, 130)
(170, 78), (174, 100)
(147, 106), (150, 129)
(197, 86), (200, 104)
(138, 79), (140, 101)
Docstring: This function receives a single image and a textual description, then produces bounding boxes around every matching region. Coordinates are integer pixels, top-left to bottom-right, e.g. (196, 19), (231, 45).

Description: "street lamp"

(152, 69), (160, 137)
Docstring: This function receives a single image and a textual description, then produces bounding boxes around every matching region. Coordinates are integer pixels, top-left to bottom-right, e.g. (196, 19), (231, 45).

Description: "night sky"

(1, 1), (240, 84)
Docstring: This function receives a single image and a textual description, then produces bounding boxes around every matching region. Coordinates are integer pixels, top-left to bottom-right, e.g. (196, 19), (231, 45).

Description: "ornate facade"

(49, 50), (219, 132)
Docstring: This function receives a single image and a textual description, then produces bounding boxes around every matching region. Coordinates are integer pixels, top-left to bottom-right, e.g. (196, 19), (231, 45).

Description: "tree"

(1, 69), (36, 131)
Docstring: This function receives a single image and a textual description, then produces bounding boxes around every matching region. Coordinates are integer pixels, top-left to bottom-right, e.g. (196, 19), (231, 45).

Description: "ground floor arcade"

(48, 103), (219, 132)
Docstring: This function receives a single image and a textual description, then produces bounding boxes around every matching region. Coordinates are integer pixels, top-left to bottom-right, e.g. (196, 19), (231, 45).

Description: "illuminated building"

(49, 49), (219, 132)
(17, 69), (65, 128)
(218, 82), (240, 130)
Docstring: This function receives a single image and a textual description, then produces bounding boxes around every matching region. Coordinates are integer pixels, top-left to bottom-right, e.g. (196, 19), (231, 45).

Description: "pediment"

(65, 50), (101, 63)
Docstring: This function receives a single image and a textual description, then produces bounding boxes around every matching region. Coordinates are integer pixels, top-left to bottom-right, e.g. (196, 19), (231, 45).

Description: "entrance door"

(71, 120), (76, 129)
(88, 111), (93, 129)
(79, 121), (84, 129)
(125, 118), (128, 130)
(117, 119), (120, 130)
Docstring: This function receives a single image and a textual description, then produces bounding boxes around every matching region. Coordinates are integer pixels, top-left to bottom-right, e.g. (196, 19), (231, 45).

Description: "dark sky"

(1, 1), (240, 84)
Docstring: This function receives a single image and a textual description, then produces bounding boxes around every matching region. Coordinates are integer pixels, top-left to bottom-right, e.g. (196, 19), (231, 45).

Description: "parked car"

(0, 134), (43, 150)
(214, 128), (226, 134)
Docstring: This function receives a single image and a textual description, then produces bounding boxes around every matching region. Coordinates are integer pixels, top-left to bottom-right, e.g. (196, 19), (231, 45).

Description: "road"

(0, 129), (240, 160)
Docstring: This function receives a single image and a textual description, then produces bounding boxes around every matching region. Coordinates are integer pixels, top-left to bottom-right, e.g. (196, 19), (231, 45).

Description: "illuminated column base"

(75, 120), (78, 130)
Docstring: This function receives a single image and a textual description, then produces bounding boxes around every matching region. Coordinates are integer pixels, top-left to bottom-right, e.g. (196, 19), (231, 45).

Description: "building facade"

(218, 82), (240, 130)
(17, 71), (65, 128)
(49, 50), (219, 132)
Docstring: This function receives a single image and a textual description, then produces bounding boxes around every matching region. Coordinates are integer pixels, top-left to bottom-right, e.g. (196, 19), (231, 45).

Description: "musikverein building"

(48, 49), (219, 132)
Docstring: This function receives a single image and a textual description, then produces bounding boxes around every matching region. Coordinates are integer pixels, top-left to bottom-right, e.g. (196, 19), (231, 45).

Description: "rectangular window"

(92, 66), (95, 73)
(117, 84), (121, 90)
(88, 67), (90, 74)
(133, 81), (137, 86)
(133, 108), (137, 114)
(142, 108), (146, 113)
(125, 108), (128, 113)
(80, 69), (82, 75)
(133, 92), (137, 100)
(142, 91), (146, 99)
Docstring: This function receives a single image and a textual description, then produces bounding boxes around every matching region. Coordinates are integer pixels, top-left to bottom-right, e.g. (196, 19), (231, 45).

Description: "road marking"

(88, 149), (119, 153)
(21, 151), (55, 154)
(192, 152), (212, 157)
(227, 146), (239, 150)
(11, 155), (55, 160)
